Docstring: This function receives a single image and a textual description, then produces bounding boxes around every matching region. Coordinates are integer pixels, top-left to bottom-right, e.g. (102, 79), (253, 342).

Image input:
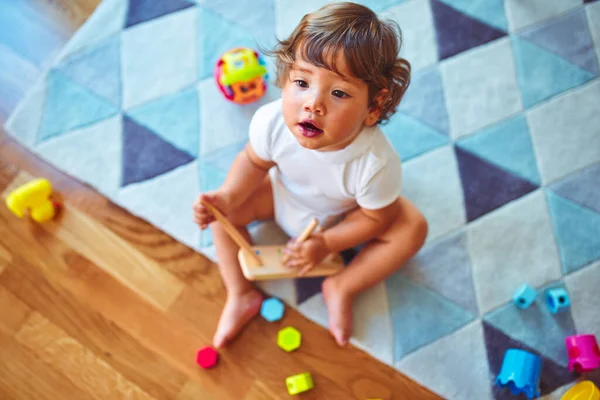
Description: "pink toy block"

(196, 346), (219, 369)
(565, 334), (600, 373)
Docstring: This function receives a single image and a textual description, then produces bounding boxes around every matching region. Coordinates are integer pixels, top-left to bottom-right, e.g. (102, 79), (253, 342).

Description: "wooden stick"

(201, 200), (262, 266)
(296, 218), (319, 243)
(280, 218), (319, 265)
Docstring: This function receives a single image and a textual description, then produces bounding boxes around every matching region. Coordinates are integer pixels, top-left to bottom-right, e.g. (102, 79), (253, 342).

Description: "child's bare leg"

(211, 177), (274, 348)
(322, 197), (428, 346)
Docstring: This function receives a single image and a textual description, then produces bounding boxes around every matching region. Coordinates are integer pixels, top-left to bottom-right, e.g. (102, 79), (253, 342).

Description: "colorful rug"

(6, 0), (600, 398)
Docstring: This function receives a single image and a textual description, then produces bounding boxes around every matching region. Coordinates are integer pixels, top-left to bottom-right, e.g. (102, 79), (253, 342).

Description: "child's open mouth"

(298, 120), (324, 138)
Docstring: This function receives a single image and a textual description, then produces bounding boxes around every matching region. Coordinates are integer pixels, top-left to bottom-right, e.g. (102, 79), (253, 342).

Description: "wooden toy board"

(238, 246), (344, 281)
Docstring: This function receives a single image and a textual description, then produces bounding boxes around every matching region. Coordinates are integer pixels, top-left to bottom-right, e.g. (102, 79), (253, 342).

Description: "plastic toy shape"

(214, 47), (268, 105)
(5, 178), (57, 223)
(496, 348), (542, 399)
(196, 346), (219, 369)
(546, 288), (571, 314)
(278, 326), (302, 352)
(286, 372), (314, 395)
(202, 201), (344, 281)
(560, 380), (600, 400)
(261, 297), (285, 322)
(565, 334), (600, 373)
(513, 284), (537, 309)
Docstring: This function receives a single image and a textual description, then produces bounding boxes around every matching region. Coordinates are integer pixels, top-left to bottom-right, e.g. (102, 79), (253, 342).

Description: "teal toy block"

(260, 297), (284, 322)
(546, 288), (570, 314)
(513, 284), (537, 309)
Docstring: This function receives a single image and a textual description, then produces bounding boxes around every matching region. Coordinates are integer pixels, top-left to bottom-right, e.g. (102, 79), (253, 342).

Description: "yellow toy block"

(277, 326), (301, 352)
(5, 178), (57, 223)
(286, 372), (313, 395)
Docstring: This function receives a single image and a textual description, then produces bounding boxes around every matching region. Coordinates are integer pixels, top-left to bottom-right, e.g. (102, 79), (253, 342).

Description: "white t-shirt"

(249, 99), (402, 235)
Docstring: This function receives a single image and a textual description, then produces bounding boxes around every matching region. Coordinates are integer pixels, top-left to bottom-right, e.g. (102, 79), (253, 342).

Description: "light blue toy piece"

(512, 284), (537, 309)
(546, 287), (570, 314)
(260, 297), (285, 322)
(496, 349), (542, 399)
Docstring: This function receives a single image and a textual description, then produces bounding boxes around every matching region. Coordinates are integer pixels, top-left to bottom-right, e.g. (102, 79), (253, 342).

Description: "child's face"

(281, 51), (380, 152)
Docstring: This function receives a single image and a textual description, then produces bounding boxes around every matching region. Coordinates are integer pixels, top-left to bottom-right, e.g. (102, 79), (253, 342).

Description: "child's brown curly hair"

(265, 2), (411, 124)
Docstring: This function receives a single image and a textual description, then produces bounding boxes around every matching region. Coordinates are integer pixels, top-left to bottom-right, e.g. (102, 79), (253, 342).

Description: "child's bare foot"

(322, 277), (354, 347)
(213, 289), (263, 348)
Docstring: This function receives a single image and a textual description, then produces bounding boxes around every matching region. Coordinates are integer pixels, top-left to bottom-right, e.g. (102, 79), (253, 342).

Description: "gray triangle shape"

(402, 231), (479, 315)
(550, 163), (600, 214)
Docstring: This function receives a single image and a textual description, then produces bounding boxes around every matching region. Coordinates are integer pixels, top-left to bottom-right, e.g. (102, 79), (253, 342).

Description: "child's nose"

(304, 92), (325, 115)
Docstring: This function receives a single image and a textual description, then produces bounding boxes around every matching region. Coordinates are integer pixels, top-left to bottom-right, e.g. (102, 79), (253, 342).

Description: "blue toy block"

(260, 297), (285, 322)
(546, 288), (570, 314)
(496, 349), (542, 399)
(512, 284), (537, 309)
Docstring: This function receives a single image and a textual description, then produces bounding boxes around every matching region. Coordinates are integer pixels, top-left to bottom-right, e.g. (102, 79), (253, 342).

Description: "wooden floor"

(0, 1), (439, 399)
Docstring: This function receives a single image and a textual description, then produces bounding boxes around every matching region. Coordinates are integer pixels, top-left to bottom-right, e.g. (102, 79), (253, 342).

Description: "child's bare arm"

(322, 201), (400, 253)
(220, 143), (275, 208)
(193, 144), (274, 228)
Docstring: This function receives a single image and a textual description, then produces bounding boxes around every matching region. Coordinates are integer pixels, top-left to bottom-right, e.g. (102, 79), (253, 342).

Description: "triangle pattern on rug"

(39, 70), (119, 142)
(198, 160), (228, 193)
(198, 6), (258, 80)
(520, 7), (599, 75)
(482, 321), (577, 398)
(199, 0), (276, 47)
(512, 37), (595, 109)
(121, 115), (194, 186)
(457, 115), (541, 186)
(402, 231), (478, 315)
(125, 0), (195, 28)
(455, 146), (538, 222)
(550, 163), (600, 214)
(295, 277), (325, 305)
(126, 87), (200, 158)
(439, 0), (508, 31)
(386, 273), (475, 361)
(398, 66), (449, 135)
(203, 141), (247, 171)
(483, 282), (577, 367)
(382, 113), (449, 162)
(546, 190), (600, 275)
(57, 35), (121, 107)
(431, 0), (506, 60)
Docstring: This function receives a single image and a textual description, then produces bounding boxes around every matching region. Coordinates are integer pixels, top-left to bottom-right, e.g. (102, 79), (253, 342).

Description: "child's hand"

(282, 233), (330, 276)
(193, 191), (232, 230)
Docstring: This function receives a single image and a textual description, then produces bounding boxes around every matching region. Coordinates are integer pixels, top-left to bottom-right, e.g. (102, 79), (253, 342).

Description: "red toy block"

(196, 346), (219, 369)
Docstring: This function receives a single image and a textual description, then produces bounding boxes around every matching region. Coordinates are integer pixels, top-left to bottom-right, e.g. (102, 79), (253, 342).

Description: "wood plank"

(0, 284), (31, 336)
(177, 380), (219, 400)
(0, 252), (188, 400)
(2, 172), (186, 311)
(0, 332), (96, 400)
(15, 312), (157, 400)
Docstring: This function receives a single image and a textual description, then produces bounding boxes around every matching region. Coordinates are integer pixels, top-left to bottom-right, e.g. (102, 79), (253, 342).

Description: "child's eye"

(332, 90), (349, 98)
(294, 79), (308, 88)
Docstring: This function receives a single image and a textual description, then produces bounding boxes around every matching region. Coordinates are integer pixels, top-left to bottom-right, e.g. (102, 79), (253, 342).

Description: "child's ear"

(365, 89), (389, 126)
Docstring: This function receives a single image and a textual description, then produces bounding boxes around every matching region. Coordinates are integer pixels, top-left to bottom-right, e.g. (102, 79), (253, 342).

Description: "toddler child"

(194, 1), (428, 348)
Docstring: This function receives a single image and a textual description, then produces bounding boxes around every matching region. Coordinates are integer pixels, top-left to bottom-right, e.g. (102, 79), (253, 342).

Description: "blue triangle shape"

(198, 7), (258, 80)
(482, 321), (577, 398)
(121, 116), (194, 186)
(432, 0), (506, 60)
(520, 8), (598, 75)
(382, 113), (449, 162)
(550, 163), (600, 214)
(455, 146), (538, 222)
(198, 160), (228, 193)
(40, 70), (119, 142)
(127, 87), (199, 158)
(58, 35), (121, 107)
(457, 115), (541, 186)
(385, 273), (474, 361)
(512, 37), (595, 109)
(398, 66), (449, 135)
(439, 0), (508, 31)
(546, 190), (600, 274)
(126, 0), (195, 28)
